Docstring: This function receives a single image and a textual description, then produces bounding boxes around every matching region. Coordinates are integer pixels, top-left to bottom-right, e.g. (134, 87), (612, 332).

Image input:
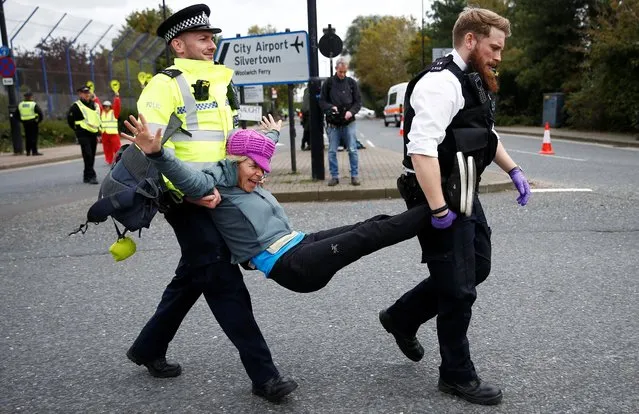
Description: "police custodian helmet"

(156, 4), (222, 43)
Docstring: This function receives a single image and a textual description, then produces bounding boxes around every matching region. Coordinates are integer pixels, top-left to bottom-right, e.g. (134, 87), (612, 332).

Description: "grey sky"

(7, 0), (429, 76)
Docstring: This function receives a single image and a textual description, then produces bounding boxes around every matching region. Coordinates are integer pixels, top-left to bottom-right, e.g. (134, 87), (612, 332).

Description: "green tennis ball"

(109, 237), (137, 262)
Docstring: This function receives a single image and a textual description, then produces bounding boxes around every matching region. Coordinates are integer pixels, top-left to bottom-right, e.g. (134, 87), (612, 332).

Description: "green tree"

(426, 0), (466, 48)
(354, 16), (418, 109)
(343, 15), (383, 70)
(247, 24), (277, 35)
(405, 30), (433, 76)
(503, 0), (596, 121)
(566, 0), (639, 131)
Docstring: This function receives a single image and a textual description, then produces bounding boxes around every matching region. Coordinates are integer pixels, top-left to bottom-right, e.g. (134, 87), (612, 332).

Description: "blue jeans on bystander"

(327, 122), (358, 179)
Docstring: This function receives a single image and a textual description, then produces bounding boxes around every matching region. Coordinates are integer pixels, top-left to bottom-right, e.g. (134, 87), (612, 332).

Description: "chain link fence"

(2, 2), (167, 120)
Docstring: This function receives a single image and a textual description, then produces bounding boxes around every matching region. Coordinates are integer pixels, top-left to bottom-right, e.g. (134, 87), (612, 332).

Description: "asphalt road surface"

(1, 122), (638, 413)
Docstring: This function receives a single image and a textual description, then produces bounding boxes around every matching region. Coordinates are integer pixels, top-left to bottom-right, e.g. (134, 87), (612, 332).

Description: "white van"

(383, 82), (408, 127)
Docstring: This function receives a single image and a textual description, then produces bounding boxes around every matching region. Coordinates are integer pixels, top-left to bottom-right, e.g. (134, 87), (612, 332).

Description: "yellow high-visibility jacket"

(137, 58), (238, 195)
(18, 101), (37, 121)
(74, 100), (101, 133)
(100, 110), (118, 134)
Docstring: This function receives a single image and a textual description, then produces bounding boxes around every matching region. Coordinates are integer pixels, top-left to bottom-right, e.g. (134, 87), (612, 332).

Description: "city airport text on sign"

(215, 31), (309, 86)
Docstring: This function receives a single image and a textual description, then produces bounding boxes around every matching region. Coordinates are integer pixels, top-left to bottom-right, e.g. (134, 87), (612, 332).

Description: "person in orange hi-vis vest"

(95, 93), (121, 165)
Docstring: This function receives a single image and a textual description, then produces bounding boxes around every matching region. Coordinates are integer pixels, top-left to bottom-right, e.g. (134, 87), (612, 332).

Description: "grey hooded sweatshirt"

(148, 130), (293, 264)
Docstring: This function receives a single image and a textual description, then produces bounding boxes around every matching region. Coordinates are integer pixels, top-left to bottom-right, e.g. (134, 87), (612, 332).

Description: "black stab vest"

(402, 55), (498, 181)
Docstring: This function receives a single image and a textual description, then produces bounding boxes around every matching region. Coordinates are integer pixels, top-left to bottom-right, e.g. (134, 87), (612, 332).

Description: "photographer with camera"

(319, 59), (362, 186)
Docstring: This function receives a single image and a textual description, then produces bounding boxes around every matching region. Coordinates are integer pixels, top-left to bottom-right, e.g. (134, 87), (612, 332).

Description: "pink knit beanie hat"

(226, 129), (276, 173)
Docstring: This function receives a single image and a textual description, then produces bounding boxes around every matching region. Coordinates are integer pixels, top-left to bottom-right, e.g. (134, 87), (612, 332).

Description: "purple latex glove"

(431, 210), (457, 229)
(508, 166), (531, 206)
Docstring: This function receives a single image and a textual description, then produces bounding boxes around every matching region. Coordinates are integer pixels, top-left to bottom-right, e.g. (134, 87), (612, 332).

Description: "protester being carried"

(122, 113), (428, 293)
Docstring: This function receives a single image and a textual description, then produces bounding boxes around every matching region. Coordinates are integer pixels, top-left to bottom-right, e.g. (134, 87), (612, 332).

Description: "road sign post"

(319, 24), (343, 77)
(0, 0), (22, 154)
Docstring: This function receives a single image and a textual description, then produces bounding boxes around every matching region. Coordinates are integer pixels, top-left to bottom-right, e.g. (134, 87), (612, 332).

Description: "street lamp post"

(307, 0), (325, 180)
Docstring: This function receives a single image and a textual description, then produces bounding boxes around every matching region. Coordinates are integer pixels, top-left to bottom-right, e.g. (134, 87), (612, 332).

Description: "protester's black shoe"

(252, 375), (298, 403)
(126, 348), (182, 378)
(379, 309), (424, 362)
(351, 177), (361, 186)
(87, 177), (99, 185)
(438, 377), (503, 405)
(32, 152), (43, 156)
(328, 177), (339, 186)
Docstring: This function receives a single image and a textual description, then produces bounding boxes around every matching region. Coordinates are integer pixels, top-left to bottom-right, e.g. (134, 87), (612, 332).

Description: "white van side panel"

(383, 82), (408, 126)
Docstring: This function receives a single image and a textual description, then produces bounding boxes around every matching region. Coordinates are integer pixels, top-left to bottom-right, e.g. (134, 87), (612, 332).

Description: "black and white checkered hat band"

(164, 11), (210, 42)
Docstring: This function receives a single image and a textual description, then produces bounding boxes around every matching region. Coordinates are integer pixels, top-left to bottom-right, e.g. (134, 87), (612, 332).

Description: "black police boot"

(379, 309), (424, 362)
(438, 377), (503, 405)
(126, 348), (182, 378)
(252, 375), (298, 403)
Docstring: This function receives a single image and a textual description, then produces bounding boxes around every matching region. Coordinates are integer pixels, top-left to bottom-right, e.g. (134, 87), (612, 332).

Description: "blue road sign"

(0, 46), (10, 57)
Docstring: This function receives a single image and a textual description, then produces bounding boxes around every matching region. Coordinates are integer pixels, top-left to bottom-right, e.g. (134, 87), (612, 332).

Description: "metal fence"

(3, 2), (167, 120)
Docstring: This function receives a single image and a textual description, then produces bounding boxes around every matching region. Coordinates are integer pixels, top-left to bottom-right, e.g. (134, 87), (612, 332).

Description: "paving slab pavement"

(5, 124), (635, 201)
(0, 140), (513, 201)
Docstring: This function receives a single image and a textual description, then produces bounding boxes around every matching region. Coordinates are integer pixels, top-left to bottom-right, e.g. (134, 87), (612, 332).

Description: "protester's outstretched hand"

(121, 113), (162, 154)
(259, 114), (282, 132)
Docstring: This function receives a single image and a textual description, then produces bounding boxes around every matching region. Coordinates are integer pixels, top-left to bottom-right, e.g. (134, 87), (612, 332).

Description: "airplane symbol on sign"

(292, 36), (304, 53)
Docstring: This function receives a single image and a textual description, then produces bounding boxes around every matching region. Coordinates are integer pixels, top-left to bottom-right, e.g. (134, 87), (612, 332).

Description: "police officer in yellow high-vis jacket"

(125, 4), (297, 403)
(16, 91), (44, 156)
(67, 85), (100, 184)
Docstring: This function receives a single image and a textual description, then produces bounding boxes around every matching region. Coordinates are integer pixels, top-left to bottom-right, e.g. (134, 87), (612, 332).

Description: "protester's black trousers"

(269, 205), (428, 293)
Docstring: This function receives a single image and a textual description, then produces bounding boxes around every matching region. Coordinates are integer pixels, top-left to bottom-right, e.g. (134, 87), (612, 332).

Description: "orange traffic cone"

(539, 122), (555, 155)
(398, 115), (404, 137)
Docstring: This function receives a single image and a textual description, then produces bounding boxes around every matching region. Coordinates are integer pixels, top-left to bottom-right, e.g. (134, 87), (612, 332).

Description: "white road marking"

(0, 158), (79, 173)
(508, 149), (586, 161)
(500, 132), (639, 151)
(531, 188), (593, 193)
(366, 140), (376, 148)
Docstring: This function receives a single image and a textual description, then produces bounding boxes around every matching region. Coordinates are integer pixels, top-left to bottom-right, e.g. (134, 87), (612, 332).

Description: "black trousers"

(300, 112), (310, 149)
(386, 197), (492, 383)
(22, 120), (39, 154)
(128, 203), (278, 386)
(269, 205), (429, 293)
(76, 132), (97, 180)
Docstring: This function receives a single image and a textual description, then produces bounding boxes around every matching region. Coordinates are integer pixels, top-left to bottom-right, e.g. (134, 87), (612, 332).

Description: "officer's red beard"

(468, 48), (499, 93)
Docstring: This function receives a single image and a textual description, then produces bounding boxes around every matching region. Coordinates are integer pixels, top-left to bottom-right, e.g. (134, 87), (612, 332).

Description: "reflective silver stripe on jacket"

(169, 129), (225, 143)
(175, 74), (199, 130)
(159, 147), (216, 170)
(183, 160), (218, 170)
(147, 123), (167, 138)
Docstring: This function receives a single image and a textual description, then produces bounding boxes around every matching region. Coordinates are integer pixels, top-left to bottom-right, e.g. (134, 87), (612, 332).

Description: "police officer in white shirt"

(378, 7), (531, 406)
